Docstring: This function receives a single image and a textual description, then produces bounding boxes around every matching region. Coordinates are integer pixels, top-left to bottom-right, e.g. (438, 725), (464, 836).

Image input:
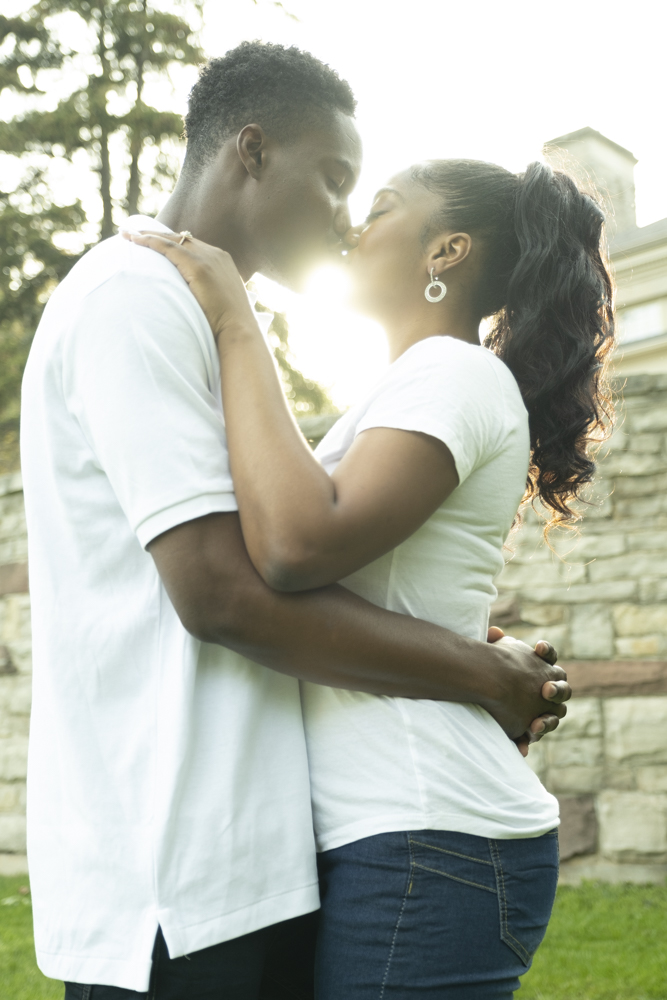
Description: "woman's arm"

(122, 229), (458, 591)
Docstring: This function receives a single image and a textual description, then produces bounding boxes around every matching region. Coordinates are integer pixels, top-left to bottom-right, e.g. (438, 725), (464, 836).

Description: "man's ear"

(428, 232), (473, 277)
(237, 124), (268, 180)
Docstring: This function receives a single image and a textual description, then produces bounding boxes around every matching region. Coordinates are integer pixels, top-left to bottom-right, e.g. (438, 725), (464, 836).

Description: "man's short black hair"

(183, 41), (357, 172)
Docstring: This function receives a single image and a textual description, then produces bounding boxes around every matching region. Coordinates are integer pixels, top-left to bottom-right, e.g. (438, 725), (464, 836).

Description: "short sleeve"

(63, 265), (237, 548)
(355, 337), (508, 484)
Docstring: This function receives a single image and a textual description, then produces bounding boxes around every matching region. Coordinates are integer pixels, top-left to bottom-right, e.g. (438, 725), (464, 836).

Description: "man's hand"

(484, 627), (570, 753)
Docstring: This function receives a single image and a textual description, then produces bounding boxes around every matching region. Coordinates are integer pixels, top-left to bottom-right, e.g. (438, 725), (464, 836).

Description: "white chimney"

(543, 127), (637, 235)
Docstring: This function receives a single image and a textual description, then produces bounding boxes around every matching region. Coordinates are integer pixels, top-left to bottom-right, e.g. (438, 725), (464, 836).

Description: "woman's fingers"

(120, 229), (255, 341)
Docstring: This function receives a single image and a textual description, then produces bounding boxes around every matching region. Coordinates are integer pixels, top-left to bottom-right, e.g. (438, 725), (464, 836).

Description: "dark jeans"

(315, 828), (560, 999)
(63, 911), (318, 1000)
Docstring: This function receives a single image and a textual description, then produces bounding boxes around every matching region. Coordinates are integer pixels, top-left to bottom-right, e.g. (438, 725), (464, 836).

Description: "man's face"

(251, 111), (362, 290)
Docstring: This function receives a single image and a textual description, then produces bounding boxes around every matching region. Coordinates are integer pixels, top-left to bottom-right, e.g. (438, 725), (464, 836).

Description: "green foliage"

(258, 305), (335, 417)
(0, 0), (331, 475)
(0, 170), (88, 470)
(520, 881), (667, 999)
(0, 876), (60, 999)
(2, 876), (667, 999)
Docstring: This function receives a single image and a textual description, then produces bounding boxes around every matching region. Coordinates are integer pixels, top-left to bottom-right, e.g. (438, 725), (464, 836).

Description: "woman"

(125, 158), (614, 997)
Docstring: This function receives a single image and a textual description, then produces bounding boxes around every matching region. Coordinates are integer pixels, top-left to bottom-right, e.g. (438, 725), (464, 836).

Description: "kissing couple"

(23, 40), (612, 1000)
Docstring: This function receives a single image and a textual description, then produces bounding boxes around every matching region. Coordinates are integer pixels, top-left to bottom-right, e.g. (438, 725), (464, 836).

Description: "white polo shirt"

(21, 217), (318, 991)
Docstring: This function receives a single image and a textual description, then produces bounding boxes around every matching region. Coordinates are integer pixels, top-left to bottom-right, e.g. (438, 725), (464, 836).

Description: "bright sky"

(4, 0), (667, 406)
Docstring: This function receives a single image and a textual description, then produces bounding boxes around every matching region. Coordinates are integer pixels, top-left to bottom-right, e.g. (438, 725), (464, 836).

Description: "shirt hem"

(315, 812), (560, 853)
(35, 882), (320, 992)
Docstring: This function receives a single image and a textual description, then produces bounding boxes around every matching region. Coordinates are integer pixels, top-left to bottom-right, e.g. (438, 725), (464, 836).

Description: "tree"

(0, 0), (332, 473)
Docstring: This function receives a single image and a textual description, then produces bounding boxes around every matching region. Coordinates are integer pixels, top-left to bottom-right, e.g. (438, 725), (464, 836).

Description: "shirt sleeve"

(63, 265), (238, 549)
(355, 338), (508, 484)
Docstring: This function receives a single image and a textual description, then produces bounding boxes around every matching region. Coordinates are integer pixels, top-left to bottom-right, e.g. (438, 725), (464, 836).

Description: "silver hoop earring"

(425, 268), (447, 303)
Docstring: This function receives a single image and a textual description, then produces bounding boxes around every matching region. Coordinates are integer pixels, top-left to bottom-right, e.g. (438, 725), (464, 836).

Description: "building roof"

(543, 126), (637, 164)
(611, 217), (667, 256)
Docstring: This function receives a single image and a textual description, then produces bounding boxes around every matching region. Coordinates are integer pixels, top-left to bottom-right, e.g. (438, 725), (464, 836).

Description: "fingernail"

(120, 228), (142, 236)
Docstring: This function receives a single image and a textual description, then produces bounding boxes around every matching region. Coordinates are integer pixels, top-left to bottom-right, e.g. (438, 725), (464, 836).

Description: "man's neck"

(157, 174), (258, 283)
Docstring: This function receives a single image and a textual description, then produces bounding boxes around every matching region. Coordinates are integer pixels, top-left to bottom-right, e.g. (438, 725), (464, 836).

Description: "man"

(21, 42), (568, 999)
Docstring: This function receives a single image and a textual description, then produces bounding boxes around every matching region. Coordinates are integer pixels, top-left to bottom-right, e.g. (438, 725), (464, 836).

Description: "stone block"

(7, 676), (32, 716)
(598, 790), (667, 861)
(599, 452), (667, 478)
(545, 736), (603, 770)
(562, 534), (626, 562)
(546, 766), (604, 795)
(497, 559), (586, 591)
(614, 603), (667, 636)
(615, 636), (667, 658)
(0, 782), (23, 813)
(530, 580), (637, 604)
(519, 603), (565, 627)
(569, 604), (614, 659)
(605, 428), (630, 453)
(525, 739), (547, 781)
(0, 736), (28, 781)
(557, 795), (598, 860)
(0, 813), (26, 853)
(628, 404), (667, 433)
(615, 496), (665, 519)
(604, 697), (667, 765)
(629, 433), (663, 454)
(605, 767), (637, 790)
(0, 595), (32, 645)
(640, 578), (667, 602)
(637, 767), (667, 793)
(628, 530), (667, 552)
(589, 552), (667, 583)
(552, 698), (603, 739)
(613, 470), (667, 498)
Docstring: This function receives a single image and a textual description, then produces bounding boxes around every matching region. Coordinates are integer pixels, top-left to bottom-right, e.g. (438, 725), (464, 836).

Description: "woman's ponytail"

(413, 158), (615, 530)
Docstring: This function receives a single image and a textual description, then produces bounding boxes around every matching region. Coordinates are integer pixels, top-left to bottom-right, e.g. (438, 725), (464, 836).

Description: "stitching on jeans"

(82, 987), (92, 1000)
(489, 840), (531, 965)
(413, 863), (497, 894)
(409, 838), (494, 866)
(379, 835), (412, 1000)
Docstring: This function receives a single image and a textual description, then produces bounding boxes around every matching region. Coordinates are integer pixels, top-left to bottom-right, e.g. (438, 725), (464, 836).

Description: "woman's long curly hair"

(413, 159), (615, 531)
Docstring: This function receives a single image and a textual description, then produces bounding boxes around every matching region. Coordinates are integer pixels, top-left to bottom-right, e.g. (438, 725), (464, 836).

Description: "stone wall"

(494, 374), (667, 881)
(3, 383), (667, 883)
(0, 472), (30, 866)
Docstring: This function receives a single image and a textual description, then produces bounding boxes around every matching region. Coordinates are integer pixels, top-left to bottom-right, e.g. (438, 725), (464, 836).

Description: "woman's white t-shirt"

(303, 335), (559, 852)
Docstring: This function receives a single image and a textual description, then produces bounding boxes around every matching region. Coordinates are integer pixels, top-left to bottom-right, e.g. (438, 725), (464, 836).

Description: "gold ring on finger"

(178, 230), (193, 245)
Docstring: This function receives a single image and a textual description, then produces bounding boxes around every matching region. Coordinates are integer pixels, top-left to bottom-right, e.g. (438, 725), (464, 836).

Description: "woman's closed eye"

(364, 210), (387, 224)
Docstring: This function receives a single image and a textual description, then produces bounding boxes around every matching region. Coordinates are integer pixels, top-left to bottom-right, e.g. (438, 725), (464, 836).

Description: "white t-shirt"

(303, 336), (559, 852)
(21, 217), (318, 992)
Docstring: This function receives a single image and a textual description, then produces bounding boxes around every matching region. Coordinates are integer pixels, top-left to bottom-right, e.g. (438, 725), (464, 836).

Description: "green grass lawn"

(2, 876), (667, 999)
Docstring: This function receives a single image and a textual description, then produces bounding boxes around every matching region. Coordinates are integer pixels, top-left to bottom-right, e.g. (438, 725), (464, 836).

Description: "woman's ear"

(237, 124), (268, 180)
(429, 232), (473, 276)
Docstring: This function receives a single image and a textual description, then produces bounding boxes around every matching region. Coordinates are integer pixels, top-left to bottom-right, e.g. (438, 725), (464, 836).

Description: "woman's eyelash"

(365, 210), (386, 223)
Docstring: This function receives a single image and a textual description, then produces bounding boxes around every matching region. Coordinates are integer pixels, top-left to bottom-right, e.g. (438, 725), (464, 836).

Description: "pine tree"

(0, 0), (332, 474)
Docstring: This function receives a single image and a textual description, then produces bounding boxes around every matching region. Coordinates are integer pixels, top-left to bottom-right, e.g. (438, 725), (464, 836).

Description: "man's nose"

(333, 205), (352, 237)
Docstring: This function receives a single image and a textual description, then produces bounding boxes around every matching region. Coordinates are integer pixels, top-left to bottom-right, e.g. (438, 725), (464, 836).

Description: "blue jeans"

(63, 913), (318, 999)
(315, 829), (559, 999)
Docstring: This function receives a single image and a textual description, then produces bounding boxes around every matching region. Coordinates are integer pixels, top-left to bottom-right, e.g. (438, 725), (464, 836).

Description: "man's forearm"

(151, 513), (563, 738)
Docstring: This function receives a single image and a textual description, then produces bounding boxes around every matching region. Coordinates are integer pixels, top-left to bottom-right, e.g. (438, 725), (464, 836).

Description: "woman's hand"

(121, 229), (258, 344)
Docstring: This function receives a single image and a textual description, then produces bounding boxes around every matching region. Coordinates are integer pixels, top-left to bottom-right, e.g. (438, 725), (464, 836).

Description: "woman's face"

(344, 171), (444, 317)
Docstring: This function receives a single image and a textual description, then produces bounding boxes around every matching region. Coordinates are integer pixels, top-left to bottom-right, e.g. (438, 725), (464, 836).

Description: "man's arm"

(149, 512), (569, 742)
